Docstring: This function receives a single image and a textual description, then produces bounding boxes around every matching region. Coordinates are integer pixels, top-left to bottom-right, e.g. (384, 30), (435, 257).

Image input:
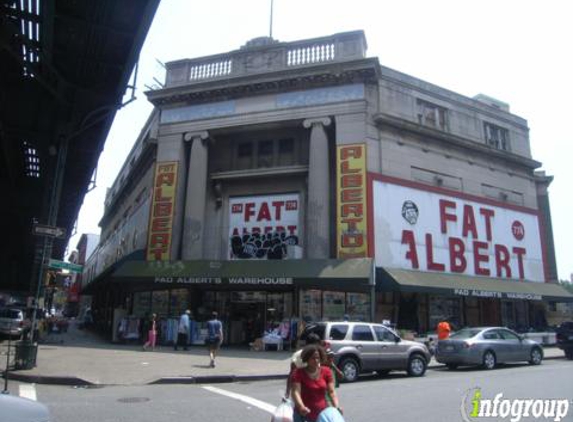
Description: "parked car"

(0, 308), (31, 339)
(435, 327), (543, 370)
(0, 393), (51, 422)
(301, 321), (431, 382)
(555, 321), (573, 360)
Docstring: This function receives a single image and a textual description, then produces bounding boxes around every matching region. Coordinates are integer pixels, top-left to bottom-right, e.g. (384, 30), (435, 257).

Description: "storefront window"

(132, 291), (151, 317)
(170, 289), (189, 317)
(300, 290), (321, 322)
(151, 291), (169, 317)
(346, 293), (370, 321)
(429, 296), (461, 331)
(323, 291), (345, 320)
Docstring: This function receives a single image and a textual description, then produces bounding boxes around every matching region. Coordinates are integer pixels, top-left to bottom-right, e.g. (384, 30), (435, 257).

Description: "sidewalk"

(1, 322), (566, 387)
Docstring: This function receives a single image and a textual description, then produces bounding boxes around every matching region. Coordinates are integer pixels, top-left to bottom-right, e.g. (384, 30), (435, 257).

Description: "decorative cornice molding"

(303, 117), (331, 129)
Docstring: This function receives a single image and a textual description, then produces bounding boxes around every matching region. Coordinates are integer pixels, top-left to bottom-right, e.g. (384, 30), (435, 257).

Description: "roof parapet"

(164, 30), (367, 87)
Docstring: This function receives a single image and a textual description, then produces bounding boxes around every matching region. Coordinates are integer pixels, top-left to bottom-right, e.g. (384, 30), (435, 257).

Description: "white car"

(0, 308), (31, 339)
(0, 393), (51, 422)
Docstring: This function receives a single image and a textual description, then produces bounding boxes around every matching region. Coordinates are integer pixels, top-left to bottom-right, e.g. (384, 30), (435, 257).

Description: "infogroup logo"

(461, 388), (571, 422)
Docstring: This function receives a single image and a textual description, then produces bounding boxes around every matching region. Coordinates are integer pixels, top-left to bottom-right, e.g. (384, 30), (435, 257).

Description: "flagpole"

(269, 0), (274, 38)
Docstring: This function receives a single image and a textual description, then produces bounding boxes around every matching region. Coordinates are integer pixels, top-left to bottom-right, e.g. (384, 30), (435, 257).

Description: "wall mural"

(230, 230), (299, 259)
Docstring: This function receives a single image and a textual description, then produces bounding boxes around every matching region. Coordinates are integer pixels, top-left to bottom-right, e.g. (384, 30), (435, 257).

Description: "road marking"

(19, 383), (37, 401)
(202, 385), (276, 414)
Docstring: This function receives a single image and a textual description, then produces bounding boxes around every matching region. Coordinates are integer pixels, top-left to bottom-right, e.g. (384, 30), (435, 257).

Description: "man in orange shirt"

(437, 318), (452, 340)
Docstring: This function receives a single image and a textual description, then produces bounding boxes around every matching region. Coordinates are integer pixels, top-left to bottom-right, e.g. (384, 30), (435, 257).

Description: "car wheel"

(407, 354), (427, 377)
(446, 363), (458, 370)
(339, 357), (360, 383)
(565, 350), (573, 360)
(482, 350), (496, 370)
(529, 347), (543, 365)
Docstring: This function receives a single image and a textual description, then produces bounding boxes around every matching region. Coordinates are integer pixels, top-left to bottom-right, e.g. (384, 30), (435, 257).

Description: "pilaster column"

(303, 117), (331, 258)
(182, 131), (209, 260)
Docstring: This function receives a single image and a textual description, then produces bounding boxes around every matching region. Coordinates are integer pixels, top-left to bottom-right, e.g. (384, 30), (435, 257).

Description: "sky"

(67, 0), (573, 281)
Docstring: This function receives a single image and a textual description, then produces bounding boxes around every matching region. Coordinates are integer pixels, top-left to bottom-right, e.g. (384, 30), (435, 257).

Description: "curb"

(149, 373), (287, 385)
(2, 371), (93, 386)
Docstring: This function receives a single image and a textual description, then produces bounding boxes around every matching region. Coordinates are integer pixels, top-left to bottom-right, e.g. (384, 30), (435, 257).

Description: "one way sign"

(32, 223), (67, 239)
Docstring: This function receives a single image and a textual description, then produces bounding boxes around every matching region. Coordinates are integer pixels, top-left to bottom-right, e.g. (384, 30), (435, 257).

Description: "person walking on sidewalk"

(142, 313), (157, 351)
(174, 309), (191, 351)
(206, 311), (223, 367)
(437, 317), (452, 340)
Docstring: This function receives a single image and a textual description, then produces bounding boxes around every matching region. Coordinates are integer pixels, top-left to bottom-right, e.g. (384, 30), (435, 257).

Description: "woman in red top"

(292, 345), (342, 422)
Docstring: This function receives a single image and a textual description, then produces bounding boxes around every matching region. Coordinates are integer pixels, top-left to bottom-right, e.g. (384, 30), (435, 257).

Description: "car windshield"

(0, 309), (21, 319)
(450, 328), (482, 339)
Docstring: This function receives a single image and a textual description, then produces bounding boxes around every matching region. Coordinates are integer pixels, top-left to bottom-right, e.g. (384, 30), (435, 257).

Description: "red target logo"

(512, 221), (525, 240)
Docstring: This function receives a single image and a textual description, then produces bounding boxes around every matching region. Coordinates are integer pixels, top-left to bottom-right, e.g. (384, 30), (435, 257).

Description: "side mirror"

(394, 335), (401, 343)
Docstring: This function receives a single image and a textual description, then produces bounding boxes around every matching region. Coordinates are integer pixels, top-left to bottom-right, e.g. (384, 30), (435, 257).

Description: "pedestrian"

(285, 332), (322, 398)
(437, 317), (452, 340)
(174, 309), (191, 351)
(142, 313), (157, 351)
(291, 344), (343, 422)
(206, 311), (223, 367)
(325, 349), (344, 406)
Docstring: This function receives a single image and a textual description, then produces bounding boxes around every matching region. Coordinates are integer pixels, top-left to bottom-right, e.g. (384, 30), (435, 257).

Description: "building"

(82, 31), (572, 344)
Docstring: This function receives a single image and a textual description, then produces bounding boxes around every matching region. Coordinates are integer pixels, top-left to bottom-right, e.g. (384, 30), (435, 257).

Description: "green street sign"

(48, 259), (83, 273)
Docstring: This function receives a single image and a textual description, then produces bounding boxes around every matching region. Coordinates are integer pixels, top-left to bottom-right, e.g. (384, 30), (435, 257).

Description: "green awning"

(107, 258), (373, 292)
(378, 268), (573, 302)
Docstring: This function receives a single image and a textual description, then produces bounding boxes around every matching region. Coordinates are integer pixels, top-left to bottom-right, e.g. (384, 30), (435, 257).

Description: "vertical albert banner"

(336, 143), (368, 258)
(146, 161), (178, 261)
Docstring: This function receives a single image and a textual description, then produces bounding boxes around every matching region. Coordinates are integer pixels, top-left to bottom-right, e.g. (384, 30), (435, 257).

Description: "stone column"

(303, 117), (331, 259)
(182, 131), (209, 260)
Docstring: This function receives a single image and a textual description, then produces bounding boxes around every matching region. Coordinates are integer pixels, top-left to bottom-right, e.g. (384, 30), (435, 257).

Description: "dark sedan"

(435, 327), (543, 370)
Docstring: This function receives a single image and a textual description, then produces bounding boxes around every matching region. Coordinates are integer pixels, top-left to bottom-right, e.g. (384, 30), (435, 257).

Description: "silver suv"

(0, 308), (30, 339)
(302, 322), (431, 382)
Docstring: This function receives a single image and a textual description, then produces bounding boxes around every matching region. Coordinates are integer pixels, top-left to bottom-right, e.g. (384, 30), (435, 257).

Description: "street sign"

(33, 223), (67, 239)
(48, 259), (83, 273)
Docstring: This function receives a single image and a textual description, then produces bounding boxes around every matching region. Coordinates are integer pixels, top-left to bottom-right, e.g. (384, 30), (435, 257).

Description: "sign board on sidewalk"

(33, 223), (67, 239)
(48, 259), (83, 273)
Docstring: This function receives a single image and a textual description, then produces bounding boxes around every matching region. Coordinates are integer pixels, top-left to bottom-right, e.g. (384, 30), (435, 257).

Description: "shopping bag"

(271, 399), (294, 422)
(317, 407), (346, 422)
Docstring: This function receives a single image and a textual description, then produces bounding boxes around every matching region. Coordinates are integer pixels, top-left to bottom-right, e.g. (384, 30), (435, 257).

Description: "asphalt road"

(6, 360), (573, 422)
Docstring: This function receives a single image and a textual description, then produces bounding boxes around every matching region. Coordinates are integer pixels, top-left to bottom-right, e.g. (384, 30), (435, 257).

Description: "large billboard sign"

(336, 144), (368, 258)
(372, 177), (546, 282)
(229, 193), (300, 259)
(146, 161), (178, 261)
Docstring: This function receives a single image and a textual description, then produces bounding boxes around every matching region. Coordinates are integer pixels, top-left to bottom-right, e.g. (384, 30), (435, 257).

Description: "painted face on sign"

(401, 200), (419, 225)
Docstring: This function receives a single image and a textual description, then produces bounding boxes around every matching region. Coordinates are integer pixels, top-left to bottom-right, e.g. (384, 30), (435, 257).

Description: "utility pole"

(269, 0), (274, 38)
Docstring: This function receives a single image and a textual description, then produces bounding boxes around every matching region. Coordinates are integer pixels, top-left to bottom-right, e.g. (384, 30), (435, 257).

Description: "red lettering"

(342, 233), (363, 248)
(440, 200), (457, 234)
(154, 202), (172, 217)
(341, 189), (362, 202)
(340, 145), (362, 160)
(341, 174), (362, 188)
(449, 237), (467, 273)
(150, 233), (170, 248)
(151, 217), (170, 232)
(341, 204), (363, 218)
(480, 208), (495, 241)
(156, 172), (174, 187)
(426, 234), (445, 271)
(340, 161), (360, 174)
(287, 225), (297, 235)
(271, 201), (284, 220)
(513, 247), (526, 279)
(495, 244), (511, 278)
(257, 202), (271, 221)
(401, 230), (419, 269)
(473, 241), (490, 276)
(244, 202), (256, 222)
(462, 204), (478, 239)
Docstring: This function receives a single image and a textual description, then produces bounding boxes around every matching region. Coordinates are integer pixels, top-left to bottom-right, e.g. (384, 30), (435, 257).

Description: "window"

(417, 99), (447, 130)
(498, 330), (520, 341)
(329, 324), (349, 341)
(484, 122), (509, 151)
(237, 142), (253, 169)
(278, 138), (295, 166)
(257, 140), (273, 167)
(374, 326), (395, 342)
(351, 324), (374, 341)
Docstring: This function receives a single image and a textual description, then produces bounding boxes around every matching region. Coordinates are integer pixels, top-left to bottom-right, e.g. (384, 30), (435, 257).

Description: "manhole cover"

(117, 397), (150, 403)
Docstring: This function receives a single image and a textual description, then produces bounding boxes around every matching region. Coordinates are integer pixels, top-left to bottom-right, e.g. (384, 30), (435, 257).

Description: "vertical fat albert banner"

(372, 176), (546, 282)
(146, 161), (178, 261)
(229, 194), (300, 259)
(336, 144), (368, 258)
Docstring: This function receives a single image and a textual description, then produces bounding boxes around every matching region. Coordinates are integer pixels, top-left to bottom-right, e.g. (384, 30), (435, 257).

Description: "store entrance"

(229, 301), (266, 345)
